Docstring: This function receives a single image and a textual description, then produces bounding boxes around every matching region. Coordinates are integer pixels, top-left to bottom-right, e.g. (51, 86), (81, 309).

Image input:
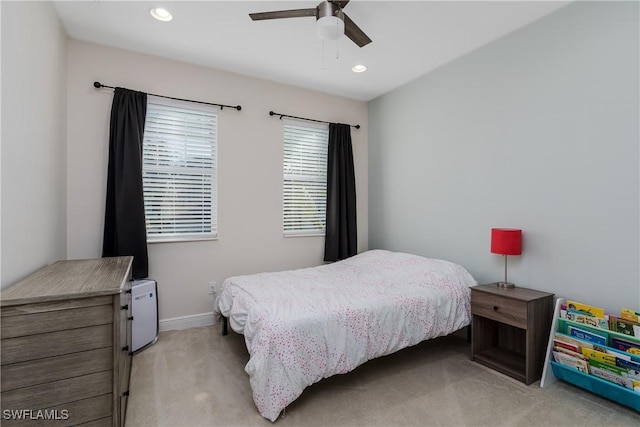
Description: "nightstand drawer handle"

(493, 306), (499, 311)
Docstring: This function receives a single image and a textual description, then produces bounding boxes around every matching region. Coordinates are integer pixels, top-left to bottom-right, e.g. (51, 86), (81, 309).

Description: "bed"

(214, 249), (477, 422)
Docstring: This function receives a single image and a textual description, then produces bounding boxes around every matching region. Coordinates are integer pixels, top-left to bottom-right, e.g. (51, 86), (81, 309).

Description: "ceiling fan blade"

(249, 9), (316, 21)
(343, 13), (372, 47)
(332, 1), (350, 8)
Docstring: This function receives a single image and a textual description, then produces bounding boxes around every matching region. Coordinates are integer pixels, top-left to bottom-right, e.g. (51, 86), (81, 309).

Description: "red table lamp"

(491, 228), (522, 288)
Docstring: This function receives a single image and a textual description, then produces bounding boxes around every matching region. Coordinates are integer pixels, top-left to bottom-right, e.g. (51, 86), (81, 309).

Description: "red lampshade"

(491, 228), (522, 255)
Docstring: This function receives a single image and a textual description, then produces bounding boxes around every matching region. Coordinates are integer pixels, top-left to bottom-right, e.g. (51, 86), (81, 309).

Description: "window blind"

(283, 120), (329, 236)
(142, 96), (217, 242)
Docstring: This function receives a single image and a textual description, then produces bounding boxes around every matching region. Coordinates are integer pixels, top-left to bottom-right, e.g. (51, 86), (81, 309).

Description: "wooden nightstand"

(471, 284), (554, 385)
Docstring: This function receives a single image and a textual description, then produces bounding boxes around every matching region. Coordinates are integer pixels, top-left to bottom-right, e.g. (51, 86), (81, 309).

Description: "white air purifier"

(131, 279), (158, 353)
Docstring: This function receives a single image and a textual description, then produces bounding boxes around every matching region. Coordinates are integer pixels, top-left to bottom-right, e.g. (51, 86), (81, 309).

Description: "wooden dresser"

(1, 257), (133, 426)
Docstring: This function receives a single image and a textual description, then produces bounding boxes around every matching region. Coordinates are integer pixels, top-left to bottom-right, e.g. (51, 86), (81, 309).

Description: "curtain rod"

(93, 82), (242, 111)
(269, 110), (360, 129)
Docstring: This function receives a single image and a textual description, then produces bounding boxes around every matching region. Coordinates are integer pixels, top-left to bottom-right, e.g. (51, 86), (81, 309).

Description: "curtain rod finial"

(236, 105), (242, 111)
(93, 81), (102, 89)
(355, 124), (361, 129)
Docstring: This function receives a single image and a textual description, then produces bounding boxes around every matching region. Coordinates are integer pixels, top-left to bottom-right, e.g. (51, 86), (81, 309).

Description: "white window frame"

(283, 119), (329, 237)
(142, 96), (218, 243)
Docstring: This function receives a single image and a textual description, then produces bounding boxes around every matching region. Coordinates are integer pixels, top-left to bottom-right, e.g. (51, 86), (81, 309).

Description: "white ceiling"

(54, 1), (570, 101)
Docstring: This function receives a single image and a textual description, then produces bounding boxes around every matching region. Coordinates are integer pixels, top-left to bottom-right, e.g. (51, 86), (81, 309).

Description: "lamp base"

(496, 281), (516, 289)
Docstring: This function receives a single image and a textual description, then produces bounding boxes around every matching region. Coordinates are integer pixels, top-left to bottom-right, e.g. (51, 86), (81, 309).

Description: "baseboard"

(159, 312), (216, 332)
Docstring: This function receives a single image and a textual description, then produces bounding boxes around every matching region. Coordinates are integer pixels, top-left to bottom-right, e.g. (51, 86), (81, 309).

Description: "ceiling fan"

(249, 1), (372, 48)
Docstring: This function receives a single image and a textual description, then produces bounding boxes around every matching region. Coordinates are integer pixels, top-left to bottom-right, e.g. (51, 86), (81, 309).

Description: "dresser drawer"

(471, 289), (527, 329)
(1, 370), (112, 411)
(1, 393), (112, 427)
(1, 347), (112, 391)
(1, 304), (113, 338)
(1, 324), (112, 365)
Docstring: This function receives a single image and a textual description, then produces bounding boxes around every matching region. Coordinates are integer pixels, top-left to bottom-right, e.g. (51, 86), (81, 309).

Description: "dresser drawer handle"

(121, 304), (129, 310)
(128, 316), (134, 321)
(493, 306), (499, 311)
(122, 345), (129, 352)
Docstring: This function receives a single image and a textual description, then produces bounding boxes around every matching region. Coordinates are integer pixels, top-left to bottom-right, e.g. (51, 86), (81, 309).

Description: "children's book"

(581, 348), (616, 366)
(554, 332), (593, 350)
(621, 308), (640, 323)
(553, 338), (579, 353)
(553, 351), (589, 373)
(553, 345), (587, 361)
(588, 359), (634, 389)
(610, 336), (640, 354)
(568, 324), (608, 346)
(566, 310), (609, 329)
(610, 316), (640, 337)
(616, 357), (640, 378)
(566, 300), (606, 319)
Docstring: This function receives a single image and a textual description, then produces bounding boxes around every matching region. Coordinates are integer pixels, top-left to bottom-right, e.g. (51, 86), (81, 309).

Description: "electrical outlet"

(208, 281), (216, 295)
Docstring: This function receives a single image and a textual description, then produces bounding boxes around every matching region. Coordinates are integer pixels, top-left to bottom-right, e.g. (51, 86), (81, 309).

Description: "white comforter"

(215, 250), (477, 421)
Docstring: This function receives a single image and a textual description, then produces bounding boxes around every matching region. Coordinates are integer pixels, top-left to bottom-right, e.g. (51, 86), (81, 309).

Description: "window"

(142, 96), (217, 242)
(283, 120), (329, 236)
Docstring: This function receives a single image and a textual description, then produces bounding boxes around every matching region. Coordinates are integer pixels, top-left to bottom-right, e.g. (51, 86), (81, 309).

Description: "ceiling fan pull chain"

(336, 9), (341, 60)
(321, 39), (325, 70)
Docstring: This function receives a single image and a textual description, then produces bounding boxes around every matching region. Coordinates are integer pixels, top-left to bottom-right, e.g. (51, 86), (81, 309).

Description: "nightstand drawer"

(471, 290), (527, 329)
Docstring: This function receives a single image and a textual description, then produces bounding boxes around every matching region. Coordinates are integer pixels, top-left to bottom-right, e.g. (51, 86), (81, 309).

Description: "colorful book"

(553, 345), (587, 361)
(610, 316), (640, 337)
(581, 348), (616, 366)
(616, 357), (640, 377)
(554, 338), (579, 353)
(556, 330), (608, 352)
(566, 309), (609, 329)
(588, 359), (634, 389)
(553, 351), (589, 373)
(610, 336), (640, 353)
(554, 332), (594, 350)
(568, 324), (608, 346)
(621, 308), (640, 323)
(566, 300), (606, 319)
(607, 347), (633, 361)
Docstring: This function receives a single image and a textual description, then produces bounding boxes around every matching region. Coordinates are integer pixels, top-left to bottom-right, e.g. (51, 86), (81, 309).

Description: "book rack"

(540, 298), (640, 412)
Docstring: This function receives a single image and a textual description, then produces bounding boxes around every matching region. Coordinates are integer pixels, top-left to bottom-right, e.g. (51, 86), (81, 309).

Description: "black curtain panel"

(102, 88), (149, 279)
(324, 123), (357, 262)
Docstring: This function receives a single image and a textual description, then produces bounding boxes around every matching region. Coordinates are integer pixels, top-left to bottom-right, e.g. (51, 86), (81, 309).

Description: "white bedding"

(214, 250), (477, 421)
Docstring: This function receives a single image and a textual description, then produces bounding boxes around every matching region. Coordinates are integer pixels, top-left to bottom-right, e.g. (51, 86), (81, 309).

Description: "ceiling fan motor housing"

(316, 1), (344, 40)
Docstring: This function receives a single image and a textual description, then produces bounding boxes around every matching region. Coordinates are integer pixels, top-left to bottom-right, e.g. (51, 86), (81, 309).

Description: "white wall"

(1, 1), (68, 288)
(368, 1), (639, 313)
(66, 40), (368, 320)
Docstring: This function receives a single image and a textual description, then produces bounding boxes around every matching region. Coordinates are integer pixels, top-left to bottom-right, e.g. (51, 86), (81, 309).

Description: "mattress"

(215, 249), (477, 421)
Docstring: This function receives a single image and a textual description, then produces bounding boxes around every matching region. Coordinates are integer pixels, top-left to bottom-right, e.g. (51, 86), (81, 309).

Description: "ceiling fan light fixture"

(150, 7), (173, 22)
(316, 15), (344, 41)
(352, 64), (367, 73)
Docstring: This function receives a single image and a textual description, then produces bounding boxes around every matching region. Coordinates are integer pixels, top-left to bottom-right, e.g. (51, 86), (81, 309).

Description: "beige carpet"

(125, 326), (640, 426)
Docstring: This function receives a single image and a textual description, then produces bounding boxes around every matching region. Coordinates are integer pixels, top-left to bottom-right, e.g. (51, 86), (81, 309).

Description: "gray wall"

(1, 1), (68, 288)
(369, 1), (639, 313)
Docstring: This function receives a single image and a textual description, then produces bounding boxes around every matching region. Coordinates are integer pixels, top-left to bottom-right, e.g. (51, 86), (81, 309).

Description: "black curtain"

(102, 88), (149, 279)
(324, 123), (357, 262)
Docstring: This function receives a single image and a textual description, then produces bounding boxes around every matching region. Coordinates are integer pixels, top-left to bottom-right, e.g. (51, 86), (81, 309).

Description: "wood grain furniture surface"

(471, 283), (554, 385)
(1, 257), (133, 426)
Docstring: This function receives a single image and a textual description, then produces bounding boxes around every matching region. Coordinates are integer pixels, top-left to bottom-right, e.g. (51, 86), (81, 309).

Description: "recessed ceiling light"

(150, 7), (173, 22)
(352, 64), (367, 73)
